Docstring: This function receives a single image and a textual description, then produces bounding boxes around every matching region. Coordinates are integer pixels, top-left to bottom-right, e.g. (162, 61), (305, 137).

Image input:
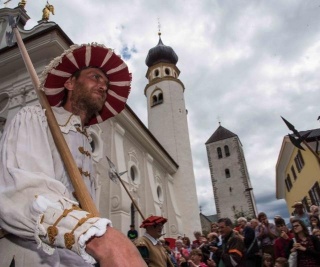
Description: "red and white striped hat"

(39, 43), (131, 125)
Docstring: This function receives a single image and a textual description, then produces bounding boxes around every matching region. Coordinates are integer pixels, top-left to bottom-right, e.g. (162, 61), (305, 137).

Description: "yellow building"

(276, 129), (320, 214)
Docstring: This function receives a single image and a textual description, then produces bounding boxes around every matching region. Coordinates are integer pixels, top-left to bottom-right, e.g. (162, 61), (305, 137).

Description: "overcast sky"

(5, 0), (320, 223)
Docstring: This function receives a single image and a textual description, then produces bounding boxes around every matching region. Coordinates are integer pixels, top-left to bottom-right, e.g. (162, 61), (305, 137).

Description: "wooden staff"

(107, 157), (145, 220)
(10, 17), (99, 216)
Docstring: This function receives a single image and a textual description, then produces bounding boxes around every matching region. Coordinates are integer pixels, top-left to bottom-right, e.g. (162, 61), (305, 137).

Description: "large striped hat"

(39, 43), (131, 125)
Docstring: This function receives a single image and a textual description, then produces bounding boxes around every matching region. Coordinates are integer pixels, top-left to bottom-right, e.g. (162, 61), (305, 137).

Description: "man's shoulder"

(135, 236), (149, 247)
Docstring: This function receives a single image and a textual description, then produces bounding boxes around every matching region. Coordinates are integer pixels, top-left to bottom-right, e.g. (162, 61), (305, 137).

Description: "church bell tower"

(144, 33), (201, 235)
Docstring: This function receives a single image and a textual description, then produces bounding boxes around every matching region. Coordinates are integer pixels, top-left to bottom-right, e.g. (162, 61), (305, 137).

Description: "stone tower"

(205, 124), (257, 220)
(144, 34), (201, 235)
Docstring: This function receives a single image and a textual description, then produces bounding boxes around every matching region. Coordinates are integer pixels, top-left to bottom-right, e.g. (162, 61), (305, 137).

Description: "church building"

(0, 4), (201, 238)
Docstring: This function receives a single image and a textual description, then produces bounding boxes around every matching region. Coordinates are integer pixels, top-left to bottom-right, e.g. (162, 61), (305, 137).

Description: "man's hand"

(86, 226), (147, 267)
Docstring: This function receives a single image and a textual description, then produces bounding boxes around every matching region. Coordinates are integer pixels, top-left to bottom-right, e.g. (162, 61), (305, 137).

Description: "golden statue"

(18, 0), (27, 9)
(42, 3), (55, 21)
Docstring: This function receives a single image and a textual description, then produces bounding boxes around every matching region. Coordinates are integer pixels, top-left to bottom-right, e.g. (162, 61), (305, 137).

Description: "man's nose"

(98, 81), (108, 91)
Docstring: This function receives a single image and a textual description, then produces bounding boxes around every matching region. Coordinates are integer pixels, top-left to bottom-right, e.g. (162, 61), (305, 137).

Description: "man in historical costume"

(0, 44), (146, 267)
(135, 216), (175, 267)
(216, 217), (245, 267)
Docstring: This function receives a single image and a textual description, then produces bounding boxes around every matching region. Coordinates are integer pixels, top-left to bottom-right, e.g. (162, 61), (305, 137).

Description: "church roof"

(145, 36), (178, 67)
(205, 125), (237, 144)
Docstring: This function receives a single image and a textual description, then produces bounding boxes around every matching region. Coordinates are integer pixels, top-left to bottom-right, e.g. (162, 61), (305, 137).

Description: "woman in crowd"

(182, 236), (192, 252)
(274, 217), (294, 259)
(288, 219), (320, 266)
(180, 248), (215, 267)
(274, 257), (288, 267)
(309, 205), (319, 217)
(174, 239), (190, 266)
(309, 215), (320, 231)
(262, 253), (274, 267)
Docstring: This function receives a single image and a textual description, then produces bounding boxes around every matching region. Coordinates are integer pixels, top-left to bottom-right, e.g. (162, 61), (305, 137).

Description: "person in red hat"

(0, 43), (146, 267)
(135, 215), (175, 267)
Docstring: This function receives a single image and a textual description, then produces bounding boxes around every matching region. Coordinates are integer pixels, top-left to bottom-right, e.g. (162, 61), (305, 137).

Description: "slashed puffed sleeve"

(0, 105), (110, 264)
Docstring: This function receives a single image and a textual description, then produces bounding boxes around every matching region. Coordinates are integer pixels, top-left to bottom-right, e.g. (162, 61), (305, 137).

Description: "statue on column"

(42, 2), (55, 21)
(18, 0), (27, 9)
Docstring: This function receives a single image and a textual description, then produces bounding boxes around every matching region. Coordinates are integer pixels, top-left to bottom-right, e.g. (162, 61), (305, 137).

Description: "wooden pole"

(117, 176), (145, 221)
(12, 22), (99, 216)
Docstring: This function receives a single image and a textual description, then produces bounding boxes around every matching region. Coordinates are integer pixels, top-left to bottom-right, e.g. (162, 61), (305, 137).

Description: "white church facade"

(0, 5), (201, 238)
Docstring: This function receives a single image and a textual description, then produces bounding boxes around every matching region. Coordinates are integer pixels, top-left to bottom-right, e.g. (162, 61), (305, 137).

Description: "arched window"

(224, 145), (230, 157)
(154, 69), (160, 77)
(152, 95), (158, 106)
(165, 68), (170, 75)
(217, 147), (222, 159)
(225, 169), (230, 178)
(151, 88), (163, 107)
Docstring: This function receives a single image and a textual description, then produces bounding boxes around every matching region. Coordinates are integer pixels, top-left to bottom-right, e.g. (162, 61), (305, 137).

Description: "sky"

(3, 0), (320, 223)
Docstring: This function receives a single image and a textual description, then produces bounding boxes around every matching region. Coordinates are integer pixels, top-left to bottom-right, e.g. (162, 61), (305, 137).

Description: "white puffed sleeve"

(0, 105), (111, 264)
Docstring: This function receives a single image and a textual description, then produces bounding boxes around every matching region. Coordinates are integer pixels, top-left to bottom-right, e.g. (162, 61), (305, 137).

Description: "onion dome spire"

(145, 31), (178, 67)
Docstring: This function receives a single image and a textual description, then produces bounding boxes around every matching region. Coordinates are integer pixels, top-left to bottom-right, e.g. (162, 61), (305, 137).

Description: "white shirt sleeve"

(0, 105), (111, 264)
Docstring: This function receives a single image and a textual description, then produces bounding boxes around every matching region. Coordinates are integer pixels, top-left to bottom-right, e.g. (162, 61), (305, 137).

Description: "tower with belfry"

(144, 31), (201, 235)
(206, 124), (258, 220)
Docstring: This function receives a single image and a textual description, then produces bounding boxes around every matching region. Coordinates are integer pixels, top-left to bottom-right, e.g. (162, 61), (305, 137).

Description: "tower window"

(224, 145), (230, 157)
(152, 95), (158, 106)
(154, 69), (160, 77)
(217, 147), (222, 159)
(151, 89), (163, 107)
(165, 68), (170, 75)
(225, 168), (230, 178)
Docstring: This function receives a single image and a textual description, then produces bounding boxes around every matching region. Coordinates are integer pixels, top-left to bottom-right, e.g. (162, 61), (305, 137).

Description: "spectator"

(262, 253), (273, 267)
(292, 202), (310, 228)
(192, 231), (202, 248)
(309, 205), (319, 217)
(206, 232), (221, 265)
(180, 248), (215, 267)
(274, 217), (293, 259)
(256, 212), (277, 258)
(127, 224), (138, 241)
(217, 217), (245, 267)
(312, 228), (320, 240)
(309, 214), (320, 231)
(288, 219), (320, 266)
(182, 236), (192, 252)
(250, 219), (259, 231)
(237, 217), (259, 267)
(211, 222), (219, 233)
(274, 257), (288, 267)
(174, 239), (189, 266)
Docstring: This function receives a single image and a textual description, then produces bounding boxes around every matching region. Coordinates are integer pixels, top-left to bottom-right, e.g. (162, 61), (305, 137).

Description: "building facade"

(0, 5), (201, 238)
(276, 129), (320, 214)
(205, 124), (257, 220)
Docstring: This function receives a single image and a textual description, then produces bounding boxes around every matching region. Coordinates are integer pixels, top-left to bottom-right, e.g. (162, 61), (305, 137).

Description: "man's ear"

(64, 76), (76, 91)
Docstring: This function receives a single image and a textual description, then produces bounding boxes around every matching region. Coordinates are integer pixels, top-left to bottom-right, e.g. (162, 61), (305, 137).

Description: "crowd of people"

(130, 202), (320, 267)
